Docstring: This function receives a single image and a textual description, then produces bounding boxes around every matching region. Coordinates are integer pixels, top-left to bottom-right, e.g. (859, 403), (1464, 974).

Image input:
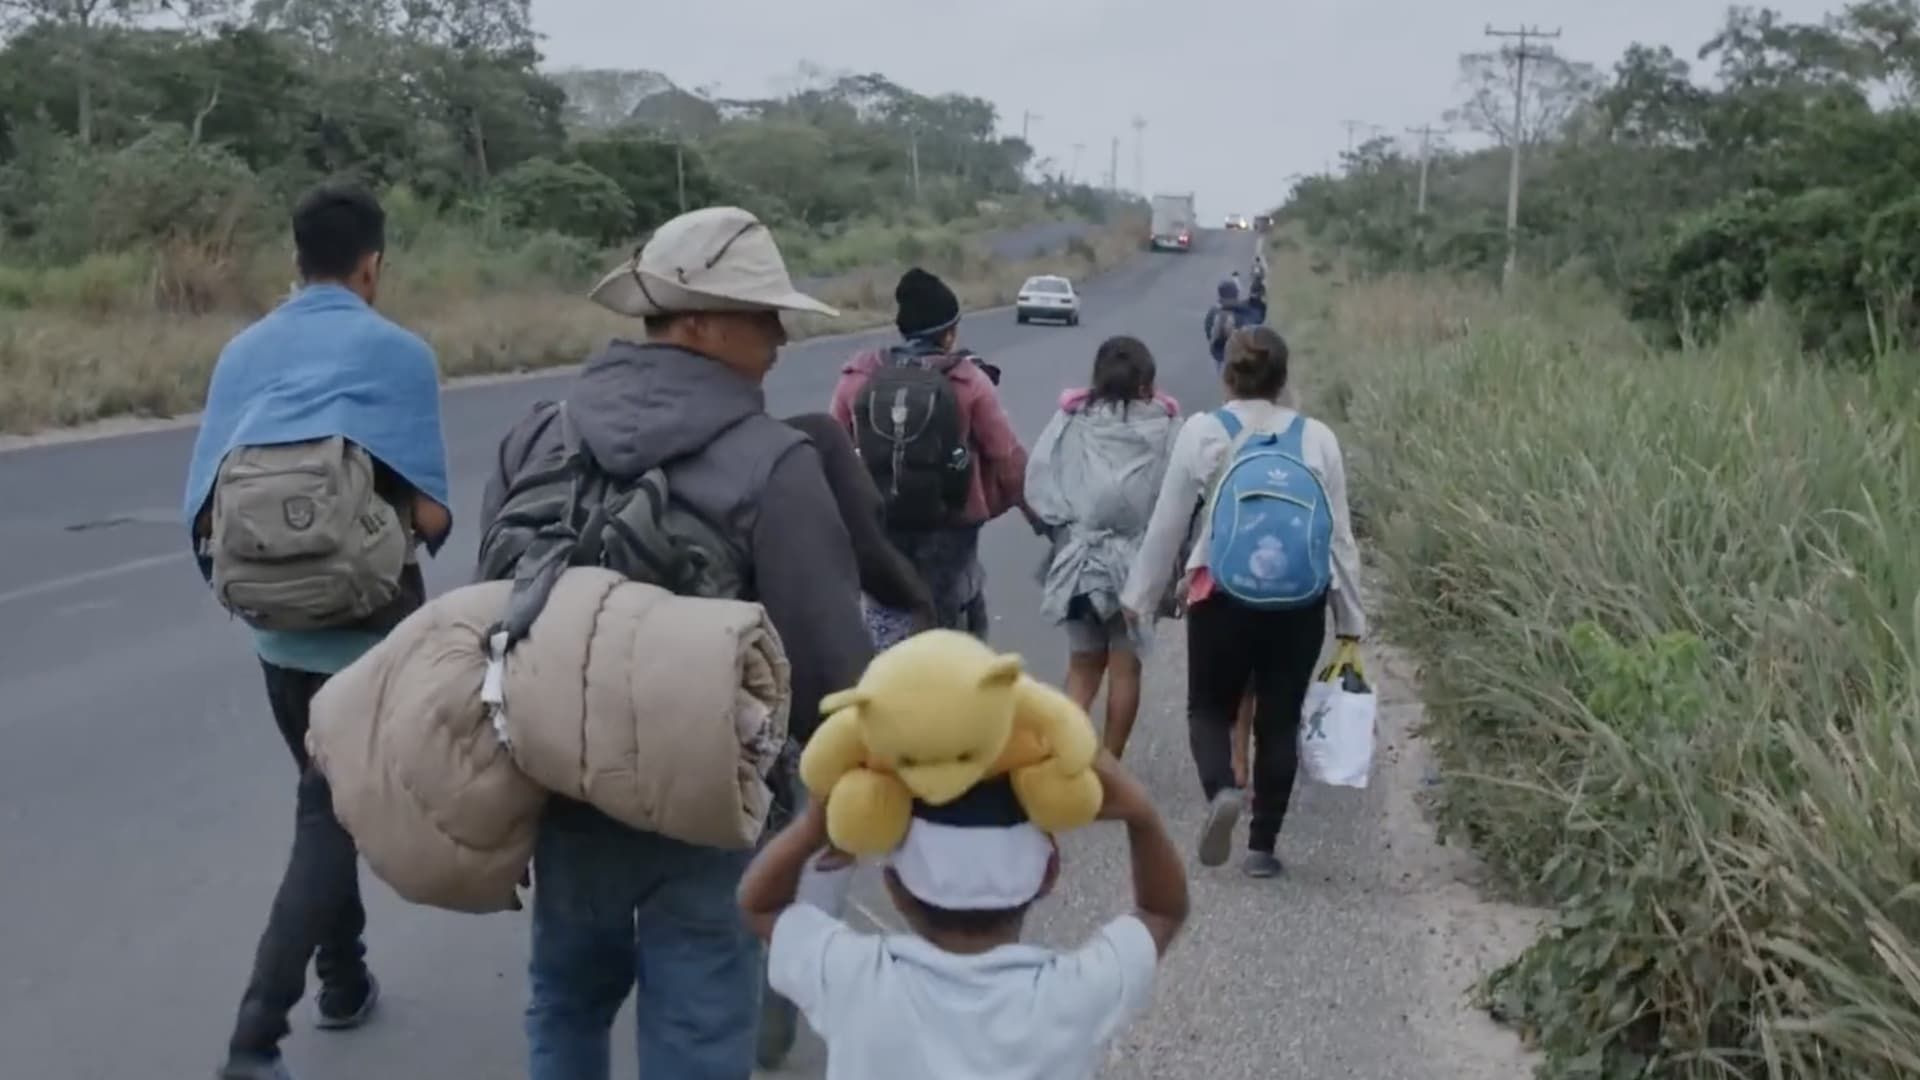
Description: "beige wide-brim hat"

(588, 206), (839, 319)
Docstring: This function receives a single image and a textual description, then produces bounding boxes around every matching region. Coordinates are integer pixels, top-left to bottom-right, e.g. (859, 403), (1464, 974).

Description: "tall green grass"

(1289, 253), (1920, 1078)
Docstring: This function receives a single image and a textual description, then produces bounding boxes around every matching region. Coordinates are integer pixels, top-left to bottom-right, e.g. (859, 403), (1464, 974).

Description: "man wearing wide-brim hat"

(475, 206), (875, 1079)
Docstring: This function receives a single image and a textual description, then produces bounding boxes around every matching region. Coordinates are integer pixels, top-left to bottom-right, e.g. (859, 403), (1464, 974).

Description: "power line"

(1485, 22), (1562, 289)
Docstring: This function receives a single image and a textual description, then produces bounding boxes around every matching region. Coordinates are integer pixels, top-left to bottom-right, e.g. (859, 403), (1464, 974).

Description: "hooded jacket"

(479, 340), (873, 745)
(1025, 391), (1180, 623)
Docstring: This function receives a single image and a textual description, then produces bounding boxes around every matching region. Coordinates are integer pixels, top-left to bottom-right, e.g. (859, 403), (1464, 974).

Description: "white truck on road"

(1148, 192), (1197, 252)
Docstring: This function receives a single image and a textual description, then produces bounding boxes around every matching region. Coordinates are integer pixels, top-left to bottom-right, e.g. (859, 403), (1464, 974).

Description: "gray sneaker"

(217, 1056), (293, 1080)
(1242, 851), (1283, 879)
(1197, 788), (1246, 868)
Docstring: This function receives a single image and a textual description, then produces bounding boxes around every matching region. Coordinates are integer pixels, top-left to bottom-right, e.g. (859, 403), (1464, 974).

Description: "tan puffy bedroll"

(307, 568), (791, 914)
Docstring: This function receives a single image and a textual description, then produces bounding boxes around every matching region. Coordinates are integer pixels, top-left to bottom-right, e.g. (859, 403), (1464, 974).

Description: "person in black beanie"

(894, 265), (962, 339)
(830, 267), (1044, 639)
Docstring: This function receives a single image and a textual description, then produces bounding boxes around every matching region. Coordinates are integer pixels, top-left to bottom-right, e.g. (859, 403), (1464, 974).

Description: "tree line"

(1277, 2), (1920, 359)
(0, 0), (1113, 273)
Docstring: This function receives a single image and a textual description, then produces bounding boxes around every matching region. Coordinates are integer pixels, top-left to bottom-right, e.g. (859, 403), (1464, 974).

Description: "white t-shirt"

(768, 903), (1160, 1080)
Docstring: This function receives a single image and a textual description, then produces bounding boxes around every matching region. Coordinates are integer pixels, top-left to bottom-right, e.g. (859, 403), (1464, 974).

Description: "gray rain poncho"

(1024, 392), (1180, 623)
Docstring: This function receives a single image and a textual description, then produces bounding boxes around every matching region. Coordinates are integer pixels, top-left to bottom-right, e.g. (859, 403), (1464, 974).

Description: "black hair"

(1087, 335), (1157, 410)
(292, 183), (386, 281)
(1222, 325), (1290, 400)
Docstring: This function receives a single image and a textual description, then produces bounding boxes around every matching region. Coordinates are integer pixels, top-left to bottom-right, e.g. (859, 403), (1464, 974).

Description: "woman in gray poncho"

(1025, 336), (1180, 760)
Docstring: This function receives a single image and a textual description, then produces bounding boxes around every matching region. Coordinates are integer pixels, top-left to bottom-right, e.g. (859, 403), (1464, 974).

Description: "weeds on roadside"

(1279, 244), (1920, 1079)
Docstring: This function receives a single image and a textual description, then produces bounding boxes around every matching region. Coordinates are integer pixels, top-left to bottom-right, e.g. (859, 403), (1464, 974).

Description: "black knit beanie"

(895, 267), (960, 340)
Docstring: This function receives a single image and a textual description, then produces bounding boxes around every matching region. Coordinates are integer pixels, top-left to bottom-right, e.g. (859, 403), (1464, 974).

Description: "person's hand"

(814, 846), (855, 872)
(1092, 750), (1156, 826)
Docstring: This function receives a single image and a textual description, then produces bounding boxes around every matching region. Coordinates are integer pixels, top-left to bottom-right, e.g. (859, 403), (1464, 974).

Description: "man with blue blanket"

(182, 184), (452, 1080)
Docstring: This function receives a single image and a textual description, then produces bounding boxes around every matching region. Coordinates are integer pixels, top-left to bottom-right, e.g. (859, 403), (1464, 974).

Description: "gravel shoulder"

(764, 620), (1545, 1080)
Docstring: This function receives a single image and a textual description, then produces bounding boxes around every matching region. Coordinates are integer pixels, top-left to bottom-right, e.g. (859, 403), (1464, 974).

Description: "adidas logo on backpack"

(1202, 409), (1334, 609)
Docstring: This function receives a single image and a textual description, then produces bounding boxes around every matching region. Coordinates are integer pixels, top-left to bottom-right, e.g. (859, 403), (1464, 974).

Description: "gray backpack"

(474, 402), (748, 650)
(208, 436), (412, 632)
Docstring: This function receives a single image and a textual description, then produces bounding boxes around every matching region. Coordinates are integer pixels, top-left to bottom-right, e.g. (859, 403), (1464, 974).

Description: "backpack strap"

(1276, 413), (1308, 454)
(496, 402), (597, 652)
(1213, 407), (1243, 440)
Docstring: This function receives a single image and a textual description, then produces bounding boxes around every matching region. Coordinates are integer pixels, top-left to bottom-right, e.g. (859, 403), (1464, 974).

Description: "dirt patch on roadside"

(1369, 642), (1545, 1078)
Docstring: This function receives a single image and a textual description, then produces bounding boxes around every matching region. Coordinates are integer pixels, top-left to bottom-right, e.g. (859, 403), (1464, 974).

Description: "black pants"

(1186, 595), (1327, 853)
(227, 661), (369, 1059)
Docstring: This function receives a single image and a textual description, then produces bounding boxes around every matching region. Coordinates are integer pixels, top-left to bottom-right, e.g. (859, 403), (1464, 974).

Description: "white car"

(1015, 275), (1080, 326)
(1224, 213), (1251, 230)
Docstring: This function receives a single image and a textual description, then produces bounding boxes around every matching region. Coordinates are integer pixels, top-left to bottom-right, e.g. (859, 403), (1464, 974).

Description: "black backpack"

(474, 401), (748, 649)
(851, 354), (972, 530)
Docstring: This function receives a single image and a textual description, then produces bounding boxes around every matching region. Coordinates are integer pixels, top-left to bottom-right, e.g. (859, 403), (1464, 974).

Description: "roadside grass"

(1273, 241), (1920, 1078)
(0, 209), (1141, 434)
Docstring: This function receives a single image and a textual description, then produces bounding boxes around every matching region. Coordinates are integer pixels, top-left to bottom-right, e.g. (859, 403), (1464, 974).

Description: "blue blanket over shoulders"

(180, 285), (451, 545)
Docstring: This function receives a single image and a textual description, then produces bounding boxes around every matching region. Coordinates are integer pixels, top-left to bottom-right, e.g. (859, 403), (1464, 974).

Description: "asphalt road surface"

(0, 229), (1513, 1079)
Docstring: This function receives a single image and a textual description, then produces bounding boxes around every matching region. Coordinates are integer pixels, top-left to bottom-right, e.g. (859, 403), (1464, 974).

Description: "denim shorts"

(1063, 595), (1153, 657)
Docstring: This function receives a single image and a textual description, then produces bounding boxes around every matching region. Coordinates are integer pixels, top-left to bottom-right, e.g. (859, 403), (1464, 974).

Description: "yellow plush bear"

(799, 630), (1105, 857)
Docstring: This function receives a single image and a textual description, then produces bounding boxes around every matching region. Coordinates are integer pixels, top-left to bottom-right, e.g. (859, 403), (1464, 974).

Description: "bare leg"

(1065, 650), (1108, 714)
(1103, 651), (1144, 760)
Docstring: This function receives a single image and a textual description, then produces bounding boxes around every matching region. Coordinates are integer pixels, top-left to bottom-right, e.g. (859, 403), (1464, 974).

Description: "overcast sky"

(531, 0), (1841, 219)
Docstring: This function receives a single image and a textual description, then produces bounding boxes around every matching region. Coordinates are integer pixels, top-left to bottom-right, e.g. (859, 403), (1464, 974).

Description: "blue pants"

(525, 800), (760, 1080)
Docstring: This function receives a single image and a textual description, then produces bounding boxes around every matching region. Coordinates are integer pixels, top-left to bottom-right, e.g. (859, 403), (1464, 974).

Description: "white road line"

(0, 551), (189, 608)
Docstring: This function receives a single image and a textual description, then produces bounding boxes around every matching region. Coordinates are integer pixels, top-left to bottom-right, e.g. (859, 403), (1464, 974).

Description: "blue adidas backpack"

(1203, 409), (1335, 609)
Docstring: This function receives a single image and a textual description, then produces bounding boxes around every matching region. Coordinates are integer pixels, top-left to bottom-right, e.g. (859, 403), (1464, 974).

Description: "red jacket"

(830, 347), (1028, 527)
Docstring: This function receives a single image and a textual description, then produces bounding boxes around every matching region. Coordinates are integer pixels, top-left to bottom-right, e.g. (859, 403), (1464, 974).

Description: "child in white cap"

(738, 753), (1188, 1080)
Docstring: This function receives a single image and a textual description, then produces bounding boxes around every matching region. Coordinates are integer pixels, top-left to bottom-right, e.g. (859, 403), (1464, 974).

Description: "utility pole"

(1130, 115), (1146, 194)
(1019, 110), (1043, 181)
(909, 127), (922, 201)
(1108, 136), (1119, 193)
(1070, 141), (1085, 182)
(674, 142), (687, 213)
(1485, 23), (1562, 288)
(1407, 123), (1442, 215)
(1336, 120), (1382, 155)
(1021, 109), (1041, 144)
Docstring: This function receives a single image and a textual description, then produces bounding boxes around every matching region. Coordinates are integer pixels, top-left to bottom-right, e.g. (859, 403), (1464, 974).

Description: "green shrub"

(33, 126), (267, 263)
(491, 157), (635, 246)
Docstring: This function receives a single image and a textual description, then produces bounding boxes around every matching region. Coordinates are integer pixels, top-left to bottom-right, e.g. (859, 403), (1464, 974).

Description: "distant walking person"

(1122, 327), (1365, 879)
(1203, 278), (1261, 368)
(1026, 336), (1179, 760)
(832, 267), (1044, 638)
(186, 184), (453, 1080)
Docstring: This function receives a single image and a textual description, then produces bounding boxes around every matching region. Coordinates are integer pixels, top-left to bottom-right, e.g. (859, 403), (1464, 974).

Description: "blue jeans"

(525, 800), (760, 1080)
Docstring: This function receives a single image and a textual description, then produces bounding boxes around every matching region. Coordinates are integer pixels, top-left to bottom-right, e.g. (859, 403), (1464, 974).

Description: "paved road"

(0, 230), (1510, 1080)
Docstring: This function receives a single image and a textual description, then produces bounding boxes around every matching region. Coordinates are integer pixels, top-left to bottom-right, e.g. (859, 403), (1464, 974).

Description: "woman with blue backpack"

(1120, 326), (1366, 879)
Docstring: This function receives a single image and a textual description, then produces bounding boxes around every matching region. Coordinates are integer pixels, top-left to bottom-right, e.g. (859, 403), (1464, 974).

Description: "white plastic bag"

(1299, 640), (1377, 789)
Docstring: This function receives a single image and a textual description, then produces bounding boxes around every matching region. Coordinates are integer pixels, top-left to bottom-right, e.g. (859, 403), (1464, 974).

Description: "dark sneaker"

(1197, 788), (1246, 868)
(316, 972), (379, 1031)
(217, 1055), (294, 1080)
(1242, 851), (1284, 879)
